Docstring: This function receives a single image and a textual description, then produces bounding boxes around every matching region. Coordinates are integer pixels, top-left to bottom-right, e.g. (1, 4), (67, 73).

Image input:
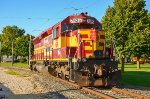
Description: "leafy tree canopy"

(1, 25), (25, 56)
(0, 25), (34, 58)
(15, 34), (34, 57)
(102, 0), (150, 70)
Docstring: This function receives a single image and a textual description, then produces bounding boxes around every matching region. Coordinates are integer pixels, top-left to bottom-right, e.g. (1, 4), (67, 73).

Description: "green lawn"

(0, 62), (29, 68)
(119, 63), (150, 87)
(4, 69), (25, 77)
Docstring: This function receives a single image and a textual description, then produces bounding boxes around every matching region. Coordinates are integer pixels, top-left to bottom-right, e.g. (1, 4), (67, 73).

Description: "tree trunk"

(121, 57), (125, 73)
(137, 58), (140, 69)
(1, 56), (3, 62)
(27, 55), (29, 65)
(15, 56), (17, 60)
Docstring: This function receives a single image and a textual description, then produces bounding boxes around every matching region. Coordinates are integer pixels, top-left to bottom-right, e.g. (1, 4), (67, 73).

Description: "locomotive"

(30, 12), (121, 86)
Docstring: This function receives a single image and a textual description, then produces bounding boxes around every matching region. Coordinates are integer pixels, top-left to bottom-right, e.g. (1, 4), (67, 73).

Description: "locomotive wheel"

(65, 75), (69, 81)
(32, 65), (37, 72)
(33, 66), (39, 72)
(57, 73), (61, 78)
(61, 71), (65, 79)
(52, 71), (57, 77)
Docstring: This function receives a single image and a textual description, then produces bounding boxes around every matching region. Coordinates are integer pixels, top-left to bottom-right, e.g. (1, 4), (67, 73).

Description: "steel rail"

(112, 87), (150, 99)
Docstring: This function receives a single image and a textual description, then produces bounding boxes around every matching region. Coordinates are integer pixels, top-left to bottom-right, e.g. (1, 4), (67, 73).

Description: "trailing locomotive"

(30, 12), (121, 86)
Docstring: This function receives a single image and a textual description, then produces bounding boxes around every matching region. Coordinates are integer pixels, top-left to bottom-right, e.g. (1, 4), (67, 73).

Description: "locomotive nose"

(90, 30), (99, 41)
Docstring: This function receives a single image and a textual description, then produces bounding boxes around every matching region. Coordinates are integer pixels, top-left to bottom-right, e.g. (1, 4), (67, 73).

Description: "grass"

(119, 63), (150, 87)
(4, 69), (25, 77)
(0, 62), (29, 68)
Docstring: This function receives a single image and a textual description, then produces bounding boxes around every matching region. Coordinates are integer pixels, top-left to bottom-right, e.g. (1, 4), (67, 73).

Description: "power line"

(29, 0), (75, 35)
(0, 16), (61, 20)
(64, 2), (96, 11)
(1, 0), (89, 36)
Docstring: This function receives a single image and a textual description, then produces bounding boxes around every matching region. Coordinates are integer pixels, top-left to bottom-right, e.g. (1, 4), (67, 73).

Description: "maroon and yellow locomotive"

(30, 13), (121, 86)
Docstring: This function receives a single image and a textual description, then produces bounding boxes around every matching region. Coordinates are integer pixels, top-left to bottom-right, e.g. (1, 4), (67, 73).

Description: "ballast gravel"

(0, 67), (98, 99)
(0, 66), (150, 99)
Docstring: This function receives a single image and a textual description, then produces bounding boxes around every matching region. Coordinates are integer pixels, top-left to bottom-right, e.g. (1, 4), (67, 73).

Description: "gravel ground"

(0, 66), (150, 99)
(119, 85), (150, 98)
(0, 67), (98, 99)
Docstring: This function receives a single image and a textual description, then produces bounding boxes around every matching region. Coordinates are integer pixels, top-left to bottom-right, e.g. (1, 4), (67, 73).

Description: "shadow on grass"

(122, 71), (150, 88)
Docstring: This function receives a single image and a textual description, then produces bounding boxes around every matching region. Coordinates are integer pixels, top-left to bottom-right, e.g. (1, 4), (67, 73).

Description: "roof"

(33, 12), (102, 44)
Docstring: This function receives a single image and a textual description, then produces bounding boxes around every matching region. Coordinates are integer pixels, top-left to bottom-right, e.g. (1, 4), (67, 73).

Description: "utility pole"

(29, 35), (31, 67)
(0, 42), (1, 67)
(12, 40), (14, 66)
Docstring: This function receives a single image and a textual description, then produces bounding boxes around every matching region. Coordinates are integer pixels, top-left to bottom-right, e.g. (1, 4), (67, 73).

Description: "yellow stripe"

(99, 39), (105, 42)
(99, 31), (105, 35)
(68, 35), (78, 47)
(30, 58), (68, 61)
(98, 46), (103, 50)
(34, 46), (45, 50)
(84, 46), (92, 50)
(78, 29), (91, 41)
(86, 54), (93, 57)
(52, 58), (68, 61)
(79, 29), (90, 34)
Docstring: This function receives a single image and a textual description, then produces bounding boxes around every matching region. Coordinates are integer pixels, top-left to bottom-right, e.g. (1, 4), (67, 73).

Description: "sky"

(0, 0), (150, 36)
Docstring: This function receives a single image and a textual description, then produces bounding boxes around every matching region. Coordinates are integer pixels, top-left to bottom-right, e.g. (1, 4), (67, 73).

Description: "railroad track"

(52, 76), (150, 99)
(86, 87), (132, 99)
(3, 66), (150, 99)
(85, 87), (150, 99)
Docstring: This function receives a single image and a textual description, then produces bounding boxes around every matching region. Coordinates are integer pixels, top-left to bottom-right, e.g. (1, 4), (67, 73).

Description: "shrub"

(19, 57), (27, 63)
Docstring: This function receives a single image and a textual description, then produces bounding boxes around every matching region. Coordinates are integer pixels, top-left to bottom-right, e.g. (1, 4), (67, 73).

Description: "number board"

(70, 18), (83, 23)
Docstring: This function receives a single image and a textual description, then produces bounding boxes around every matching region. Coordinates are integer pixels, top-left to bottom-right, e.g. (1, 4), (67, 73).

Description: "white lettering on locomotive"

(87, 19), (94, 24)
(70, 18), (83, 23)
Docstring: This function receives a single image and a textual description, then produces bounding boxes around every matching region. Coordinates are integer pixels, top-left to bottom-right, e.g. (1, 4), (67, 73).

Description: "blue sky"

(0, 0), (150, 36)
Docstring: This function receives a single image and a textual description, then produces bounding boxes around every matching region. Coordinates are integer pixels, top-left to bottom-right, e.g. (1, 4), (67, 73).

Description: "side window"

(71, 25), (78, 31)
(52, 27), (59, 39)
(44, 37), (48, 46)
(61, 23), (68, 32)
(95, 25), (102, 30)
(52, 28), (57, 39)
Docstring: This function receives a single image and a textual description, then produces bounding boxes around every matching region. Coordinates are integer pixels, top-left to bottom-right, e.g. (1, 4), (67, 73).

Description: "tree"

(1, 25), (35, 64)
(102, 6), (116, 48)
(15, 34), (34, 57)
(15, 34), (34, 64)
(1, 25), (25, 56)
(102, 2), (129, 72)
(102, 0), (150, 72)
(125, 0), (150, 69)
